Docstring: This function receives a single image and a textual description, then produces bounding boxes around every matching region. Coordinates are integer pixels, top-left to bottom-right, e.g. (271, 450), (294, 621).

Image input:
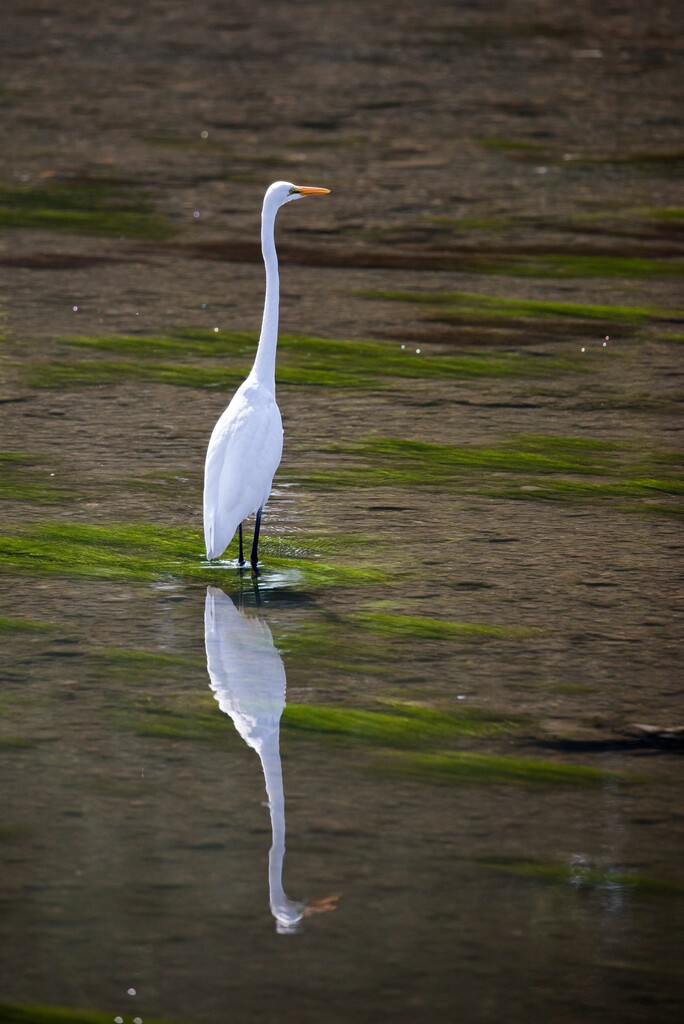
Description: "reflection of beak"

(294, 185), (331, 196)
(302, 893), (341, 917)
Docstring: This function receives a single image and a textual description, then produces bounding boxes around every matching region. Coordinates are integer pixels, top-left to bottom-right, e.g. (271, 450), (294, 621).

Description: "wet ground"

(0, 2), (683, 1023)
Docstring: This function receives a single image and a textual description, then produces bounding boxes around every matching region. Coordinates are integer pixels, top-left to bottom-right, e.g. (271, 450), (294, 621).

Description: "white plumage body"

(203, 374), (283, 561)
(202, 180), (329, 566)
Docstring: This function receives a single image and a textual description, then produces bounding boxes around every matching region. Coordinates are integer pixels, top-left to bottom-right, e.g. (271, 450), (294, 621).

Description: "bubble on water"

(201, 130), (209, 139)
(457, 695), (466, 701)
(400, 344), (405, 349)
(128, 988), (137, 996)
(114, 1017), (123, 1023)
(605, 335), (610, 341)
(72, 305), (79, 312)
(134, 1018), (143, 1024)
(201, 303), (207, 309)
(580, 347), (586, 353)
(193, 211), (200, 219)
(602, 341), (607, 347)
(213, 327), (219, 333)
(415, 348), (421, 354)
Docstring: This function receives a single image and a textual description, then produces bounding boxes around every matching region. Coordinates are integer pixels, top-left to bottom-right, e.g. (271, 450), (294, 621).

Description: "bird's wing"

(204, 587), (286, 748)
(203, 384), (283, 559)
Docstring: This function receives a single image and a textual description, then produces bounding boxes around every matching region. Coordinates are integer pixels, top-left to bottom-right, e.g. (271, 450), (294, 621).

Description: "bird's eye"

(288, 186), (298, 195)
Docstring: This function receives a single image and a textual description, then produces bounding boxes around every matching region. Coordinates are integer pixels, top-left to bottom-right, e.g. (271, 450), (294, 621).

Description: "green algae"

(0, 824), (32, 843)
(0, 737), (41, 750)
(0, 522), (387, 587)
(476, 857), (684, 895)
(0, 1002), (188, 1024)
(91, 647), (203, 682)
(273, 618), (398, 675)
(0, 452), (74, 504)
(489, 477), (684, 503)
(640, 206), (684, 222)
(424, 205), (684, 238)
(297, 434), (683, 514)
(379, 750), (632, 787)
(0, 522), (201, 582)
(282, 701), (522, 745)
(361, 289), (679, 324)
(104, 689), (637, 793)
(25, 328), (581, 390)
(351, 611), (537, 642)
(0, 453), (35, 465)
(457, 254), (684, 280)
(276, 333), (567, 380)
(24, 353), (374, 391)
(272, 604), (536, 678)
(112, 701), (228, 743)
(63, 329), (258, 359)
(113, 696), (522, 747)
(24, 359), (249, 391)
(0, 615), (56, 634)
(355, 435), (617, 475)
(473, 139), (684, 171)
(0, 181), (178, 239)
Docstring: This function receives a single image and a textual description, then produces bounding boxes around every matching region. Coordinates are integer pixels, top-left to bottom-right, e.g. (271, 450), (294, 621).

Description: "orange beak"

(295, 185), (331, 196)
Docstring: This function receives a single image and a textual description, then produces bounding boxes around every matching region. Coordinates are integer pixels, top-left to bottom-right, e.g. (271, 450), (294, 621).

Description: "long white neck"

(259, 727), (304, 932)
(252, 194), (280, 392)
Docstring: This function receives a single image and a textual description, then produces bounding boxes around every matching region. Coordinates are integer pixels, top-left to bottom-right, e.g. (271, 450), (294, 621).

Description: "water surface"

(0, 2), (682, 1023)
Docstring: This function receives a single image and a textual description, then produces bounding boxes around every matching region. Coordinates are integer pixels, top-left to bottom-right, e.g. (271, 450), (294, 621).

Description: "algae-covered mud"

(0, 1), (682, 1023)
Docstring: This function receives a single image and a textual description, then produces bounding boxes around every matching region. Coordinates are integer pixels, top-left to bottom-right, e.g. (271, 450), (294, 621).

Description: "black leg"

(238, 523), (245, 567)
(250, 507), (263, 571)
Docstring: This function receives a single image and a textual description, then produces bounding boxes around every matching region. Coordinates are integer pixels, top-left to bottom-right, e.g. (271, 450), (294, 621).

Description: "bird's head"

(266, 180), (331, 207)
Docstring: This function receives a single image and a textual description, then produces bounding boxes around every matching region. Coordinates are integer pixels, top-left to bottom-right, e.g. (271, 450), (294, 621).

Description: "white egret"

(203, 180), (331, 569)
(204, 585), (301, 932)
(205, 585), (339, 932)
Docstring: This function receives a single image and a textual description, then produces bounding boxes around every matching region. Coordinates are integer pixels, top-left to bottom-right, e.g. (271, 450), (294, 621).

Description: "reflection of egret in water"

(204, 586), (337, 933)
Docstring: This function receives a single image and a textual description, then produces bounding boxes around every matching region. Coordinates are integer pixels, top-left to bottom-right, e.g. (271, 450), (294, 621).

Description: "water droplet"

(200, 130), (209, 139)
(415, 348), (421, 354)
(193, 211), (200, 219)
(201, 303), (207, 309)
(72, 305), (78, 312)
(602, 341), (607, 347)
(580, 347), (586, 352)
(213, 327), (219, 333)
(457, 695), (466, 701)
(400, 344), (405, 350)
(605, 335), (610, 341)
(134, 1018), (143, 1024)
(128, 988), (137, 996)
(114, 1017), (123, 1023)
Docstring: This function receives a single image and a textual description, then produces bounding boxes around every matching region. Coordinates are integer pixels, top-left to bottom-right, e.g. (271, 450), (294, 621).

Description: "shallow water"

(1, 2), (683, 1023)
